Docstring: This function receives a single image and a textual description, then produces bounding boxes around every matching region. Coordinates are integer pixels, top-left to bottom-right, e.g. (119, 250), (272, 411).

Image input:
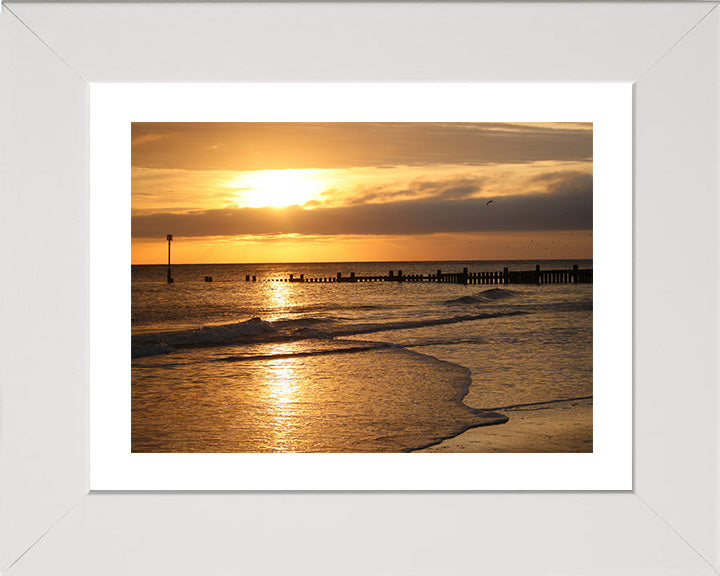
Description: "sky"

(132, 122), (592, 264)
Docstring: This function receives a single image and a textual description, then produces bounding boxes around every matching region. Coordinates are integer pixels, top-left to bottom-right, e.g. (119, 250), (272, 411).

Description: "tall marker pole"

(166, 234), (174, 283)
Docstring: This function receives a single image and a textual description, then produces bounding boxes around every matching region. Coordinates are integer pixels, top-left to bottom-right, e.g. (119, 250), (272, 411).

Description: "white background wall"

(1, 3), (718, 574)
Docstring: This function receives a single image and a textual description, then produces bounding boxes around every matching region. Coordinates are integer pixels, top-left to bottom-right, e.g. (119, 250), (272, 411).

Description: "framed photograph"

(89, 83), (630, 491)
(1, 2), (718, 575)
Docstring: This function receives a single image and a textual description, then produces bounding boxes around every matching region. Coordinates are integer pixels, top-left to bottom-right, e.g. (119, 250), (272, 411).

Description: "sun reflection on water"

(263, 278), (294, 320)
(261, 343), (303, 451)
(250, 280), (305, 449)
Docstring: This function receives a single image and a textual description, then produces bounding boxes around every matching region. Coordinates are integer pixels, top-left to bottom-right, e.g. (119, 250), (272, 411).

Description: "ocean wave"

(214, 342), (393, 363)
(136, 341), (396, 367)
(302, 311), (528, 339)
(132, 317), (276, 358)
(131, 311), (528, 359)
(444, 288), (517, 306)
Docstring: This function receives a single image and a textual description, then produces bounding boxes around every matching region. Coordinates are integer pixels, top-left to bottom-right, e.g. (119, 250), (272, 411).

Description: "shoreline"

(397, 338), (592, 454)
(415, 397), (592, 453)
(397, 345), (512, 453)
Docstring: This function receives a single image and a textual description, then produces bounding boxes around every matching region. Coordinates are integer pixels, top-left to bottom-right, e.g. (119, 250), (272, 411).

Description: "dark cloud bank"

(133, 174), (592, 239)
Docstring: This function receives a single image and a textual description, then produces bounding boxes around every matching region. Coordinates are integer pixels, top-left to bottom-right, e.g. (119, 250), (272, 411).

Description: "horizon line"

(132, 257), (594, 266)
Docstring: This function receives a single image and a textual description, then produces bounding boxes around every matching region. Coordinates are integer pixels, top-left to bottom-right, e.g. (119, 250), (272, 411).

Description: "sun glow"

(230, 169), (328, 208)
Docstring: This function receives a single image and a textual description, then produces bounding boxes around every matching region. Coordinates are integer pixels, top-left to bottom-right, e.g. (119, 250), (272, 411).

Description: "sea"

(131, 260), (593, 453)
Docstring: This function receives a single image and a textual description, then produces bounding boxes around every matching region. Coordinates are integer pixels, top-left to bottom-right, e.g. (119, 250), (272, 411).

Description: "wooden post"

(204, 276), (212, 282)
(436, 269), (441, 283)
(535, 264), (541, 285)
(503, 267), (509, 285)
(166, 234), (173, 283)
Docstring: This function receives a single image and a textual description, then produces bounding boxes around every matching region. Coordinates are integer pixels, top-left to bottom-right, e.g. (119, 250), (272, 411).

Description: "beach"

(418, 397), (592, 452)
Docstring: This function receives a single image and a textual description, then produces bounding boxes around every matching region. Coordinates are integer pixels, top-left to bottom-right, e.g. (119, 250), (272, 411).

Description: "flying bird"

(486, 200), (494, 206)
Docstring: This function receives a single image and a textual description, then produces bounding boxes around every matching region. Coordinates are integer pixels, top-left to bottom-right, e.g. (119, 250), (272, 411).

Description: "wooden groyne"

(246, 265), (592, 285)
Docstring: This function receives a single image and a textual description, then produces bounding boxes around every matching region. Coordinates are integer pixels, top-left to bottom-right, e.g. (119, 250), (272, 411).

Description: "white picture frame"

(1, 2), (718, 575)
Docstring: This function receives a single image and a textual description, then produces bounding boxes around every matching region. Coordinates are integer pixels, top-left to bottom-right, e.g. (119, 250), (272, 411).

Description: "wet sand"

(418, 397), (592, 452)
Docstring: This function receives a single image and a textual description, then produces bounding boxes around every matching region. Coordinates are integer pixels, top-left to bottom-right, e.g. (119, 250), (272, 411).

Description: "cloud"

(132, 167), (241, 213)
(548, 172), (592, 195)
(132, 122), (592, 172)
(529, 170), (589, 183)
(133, 160), (593, 216)
(131, 133), (169, 147)
(132, 172), (592, 238)
(326, 176), (487, 207)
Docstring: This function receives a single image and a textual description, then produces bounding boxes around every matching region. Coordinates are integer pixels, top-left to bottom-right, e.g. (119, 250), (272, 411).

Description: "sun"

(229, 169), (327, 208)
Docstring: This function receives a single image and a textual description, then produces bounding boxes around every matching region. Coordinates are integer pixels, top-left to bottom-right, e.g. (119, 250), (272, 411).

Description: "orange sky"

(132, 122), (592, 264)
